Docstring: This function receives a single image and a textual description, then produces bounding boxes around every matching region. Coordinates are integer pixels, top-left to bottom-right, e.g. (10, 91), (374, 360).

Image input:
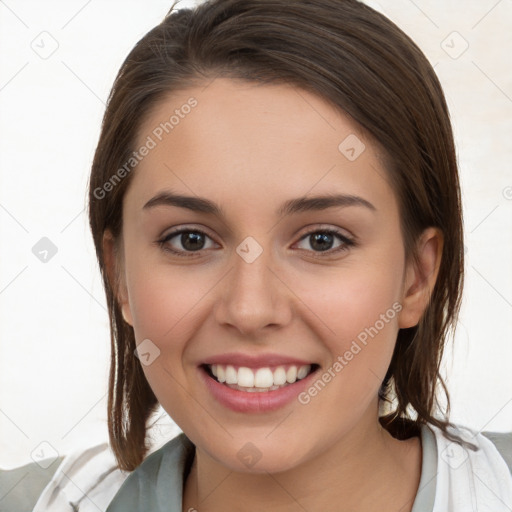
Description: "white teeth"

(225, 365), (237, 384)
(237, 367), (254, 387)
(297, 366), (309, 379)
(286, 366), (297, 383)
(254, 368), (274, 388)
(273, 366), (287, 386)
(207, 363), (312, 390)
(217, 365), (226, 383)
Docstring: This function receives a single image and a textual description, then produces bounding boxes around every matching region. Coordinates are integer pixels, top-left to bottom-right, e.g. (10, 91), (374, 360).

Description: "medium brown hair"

(88, 0), (474, 471)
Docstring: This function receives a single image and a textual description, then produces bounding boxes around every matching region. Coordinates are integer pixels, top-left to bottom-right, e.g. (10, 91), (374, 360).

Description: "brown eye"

(295, 229), (355, 255)
(157, 228), (217, 256)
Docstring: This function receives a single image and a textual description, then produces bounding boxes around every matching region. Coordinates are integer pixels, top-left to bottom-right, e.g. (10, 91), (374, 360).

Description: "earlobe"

(120, 303), (134, 326)
(398, 227), (443, 329)
(102, 230), (133, 326)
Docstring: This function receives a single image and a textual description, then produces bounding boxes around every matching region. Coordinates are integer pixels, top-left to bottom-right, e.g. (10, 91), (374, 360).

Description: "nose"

(214, 242), (292, 339)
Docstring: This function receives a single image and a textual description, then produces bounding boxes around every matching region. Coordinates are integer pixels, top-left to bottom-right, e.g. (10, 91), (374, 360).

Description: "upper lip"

(201, 352), (315, 368)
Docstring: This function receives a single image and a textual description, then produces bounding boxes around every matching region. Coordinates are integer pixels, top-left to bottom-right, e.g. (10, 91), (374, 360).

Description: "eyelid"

(295, 223), (355, 241)
(159, 224), (217, 241)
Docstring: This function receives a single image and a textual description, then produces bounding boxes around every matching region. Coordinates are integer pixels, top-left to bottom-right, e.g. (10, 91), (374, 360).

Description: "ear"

(102, 230), (133, 326)
(398, 227), (443, 329)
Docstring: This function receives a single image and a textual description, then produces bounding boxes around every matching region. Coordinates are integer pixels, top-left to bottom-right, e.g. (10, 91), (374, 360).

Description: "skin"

(103, 78), (443, 512)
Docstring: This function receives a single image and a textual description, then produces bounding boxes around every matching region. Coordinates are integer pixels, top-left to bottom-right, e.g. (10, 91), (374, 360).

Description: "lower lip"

(199, 366), (317, 413)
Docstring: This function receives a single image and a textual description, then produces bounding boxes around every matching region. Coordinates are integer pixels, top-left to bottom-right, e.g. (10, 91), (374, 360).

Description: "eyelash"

(156, 226), (356, 258)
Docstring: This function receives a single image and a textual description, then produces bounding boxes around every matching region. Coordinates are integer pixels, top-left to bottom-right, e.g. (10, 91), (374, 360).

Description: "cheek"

(296, 261), (403, 397)
(304, 259), (403, 341)
(124, 261), (215, 425)
(126, 255), (214, 341)
(124, 259), (219, 392)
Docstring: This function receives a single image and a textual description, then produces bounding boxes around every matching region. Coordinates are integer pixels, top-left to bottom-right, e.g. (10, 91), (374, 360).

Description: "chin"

(197, 434), (315, 475)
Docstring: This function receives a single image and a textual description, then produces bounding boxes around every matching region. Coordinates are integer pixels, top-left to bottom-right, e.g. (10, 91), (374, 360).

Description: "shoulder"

(0, 456), (64, 512)
(32, 442), (130, 512)
(428, 422), (512, 473)
(426, 423), (512, 510)
(105, 432), (194, 512)
(481, 431), (512, 475)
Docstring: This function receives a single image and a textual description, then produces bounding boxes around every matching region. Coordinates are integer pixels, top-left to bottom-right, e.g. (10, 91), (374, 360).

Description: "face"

(108, 78), (438, 473)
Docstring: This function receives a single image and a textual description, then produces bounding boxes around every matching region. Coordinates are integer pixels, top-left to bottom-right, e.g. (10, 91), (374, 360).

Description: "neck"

(182, 402), (422, 512)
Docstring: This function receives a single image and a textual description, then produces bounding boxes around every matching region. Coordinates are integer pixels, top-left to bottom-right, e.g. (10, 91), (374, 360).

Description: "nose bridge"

(215, 236), (291, 335)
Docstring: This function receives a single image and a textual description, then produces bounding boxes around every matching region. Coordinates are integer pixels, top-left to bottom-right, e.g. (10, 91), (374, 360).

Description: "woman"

(31, 0), (512, 510)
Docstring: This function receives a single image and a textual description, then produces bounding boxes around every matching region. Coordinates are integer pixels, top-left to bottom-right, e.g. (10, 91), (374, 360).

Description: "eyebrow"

(142, 190), (377, 217)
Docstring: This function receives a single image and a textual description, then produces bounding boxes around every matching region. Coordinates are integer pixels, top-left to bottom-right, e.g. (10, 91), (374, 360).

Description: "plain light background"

(0, 0), (511, 469)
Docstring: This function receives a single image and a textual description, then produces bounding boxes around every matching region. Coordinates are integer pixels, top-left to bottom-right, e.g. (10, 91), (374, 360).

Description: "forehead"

(125, 78), (396, 219)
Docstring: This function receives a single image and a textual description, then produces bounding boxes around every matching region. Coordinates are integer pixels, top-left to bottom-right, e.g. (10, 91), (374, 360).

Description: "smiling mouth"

(202, 363), (319, 392)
